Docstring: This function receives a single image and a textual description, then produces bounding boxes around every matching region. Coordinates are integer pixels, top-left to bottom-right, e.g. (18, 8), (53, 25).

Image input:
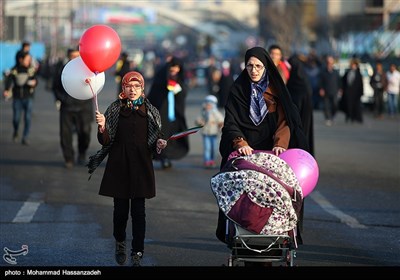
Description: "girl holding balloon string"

(87, 71), (167, 266)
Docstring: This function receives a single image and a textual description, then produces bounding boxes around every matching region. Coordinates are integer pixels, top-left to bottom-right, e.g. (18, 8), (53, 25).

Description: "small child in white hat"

(195, 95), (224, 168)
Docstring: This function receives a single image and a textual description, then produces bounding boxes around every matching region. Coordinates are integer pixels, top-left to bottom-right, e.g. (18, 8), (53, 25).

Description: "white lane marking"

(310, 191), (368, 229)
(12, 193), (44, 223)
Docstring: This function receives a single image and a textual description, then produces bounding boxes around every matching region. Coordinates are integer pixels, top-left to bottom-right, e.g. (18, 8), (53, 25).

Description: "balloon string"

(85, 78), (99, 112)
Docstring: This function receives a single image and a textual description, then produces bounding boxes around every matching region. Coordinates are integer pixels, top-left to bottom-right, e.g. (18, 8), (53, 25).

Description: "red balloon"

(79, 25), (121, 73)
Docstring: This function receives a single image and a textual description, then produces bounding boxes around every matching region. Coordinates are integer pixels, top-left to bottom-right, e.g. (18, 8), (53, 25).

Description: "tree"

(258, 0), (304, 56)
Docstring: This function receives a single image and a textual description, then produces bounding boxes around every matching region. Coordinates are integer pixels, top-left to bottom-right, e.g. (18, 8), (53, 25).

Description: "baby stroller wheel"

(227, 255), (233, 267)
(286, 249), (296, 266)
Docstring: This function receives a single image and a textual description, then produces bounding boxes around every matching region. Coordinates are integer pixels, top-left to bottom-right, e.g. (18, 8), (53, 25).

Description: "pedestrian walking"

(3, 52), (38, 145)
(52, 48), (94, 168)
(287, 53), (314, 155)
(386, 63), (400, 118)
(87, 71), (167, 266)
(341, 58), (364, 124)
(114, 52), (132, 97)
(15, 41), (31, 65)
(370, 61), (388, 119)
(319, 56), (341, 126)
(147, 56), (189, 169)
(268, 44), (291, 84)
(216, 46), (308, 248)
(217, 60), (234, 109)
(195, 95), (224, 168)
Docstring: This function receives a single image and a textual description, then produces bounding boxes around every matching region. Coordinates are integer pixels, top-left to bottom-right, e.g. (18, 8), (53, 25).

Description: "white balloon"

(61, 57), (105, 100)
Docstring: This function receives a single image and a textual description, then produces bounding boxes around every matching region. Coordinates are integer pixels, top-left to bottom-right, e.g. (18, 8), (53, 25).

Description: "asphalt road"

(0, 75), (399, 274)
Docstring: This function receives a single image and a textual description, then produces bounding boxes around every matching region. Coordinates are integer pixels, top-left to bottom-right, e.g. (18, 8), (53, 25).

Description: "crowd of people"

(2, 40), (399, 267)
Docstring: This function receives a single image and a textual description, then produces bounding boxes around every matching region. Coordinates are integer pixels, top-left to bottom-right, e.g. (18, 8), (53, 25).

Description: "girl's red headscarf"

(119, 71), (145, 99)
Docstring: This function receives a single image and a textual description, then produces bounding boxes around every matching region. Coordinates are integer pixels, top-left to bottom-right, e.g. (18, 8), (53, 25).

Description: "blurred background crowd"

(1, 0), (399, 116)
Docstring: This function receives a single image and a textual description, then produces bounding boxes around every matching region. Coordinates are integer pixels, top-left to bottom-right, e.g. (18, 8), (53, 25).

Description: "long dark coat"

(286, 55), (315, 238)
(216, 47), (309, 245)
(99, 106), (155, 199)
(147, 59), (189, 160)
(342, 68), (364, 122)
(287, 55), (315, 156)
(217, 71), (234, 109)
(219, 50), (309, 167)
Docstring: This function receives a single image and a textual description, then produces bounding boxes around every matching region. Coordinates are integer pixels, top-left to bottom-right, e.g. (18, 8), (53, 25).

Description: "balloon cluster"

(61, 25), (121, 108)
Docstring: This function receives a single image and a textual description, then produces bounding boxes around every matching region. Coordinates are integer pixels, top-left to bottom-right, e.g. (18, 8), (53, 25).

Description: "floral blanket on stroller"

(211, 151), (303, 235)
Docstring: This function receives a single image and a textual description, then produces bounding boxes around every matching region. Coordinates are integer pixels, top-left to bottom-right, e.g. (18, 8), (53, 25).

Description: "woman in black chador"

(216, 47), (308, 245)
(147, 57), (189, 169)
(341, 59), (364, 123)
(286, 54), (314, 156)
(286, 54), (315, 239)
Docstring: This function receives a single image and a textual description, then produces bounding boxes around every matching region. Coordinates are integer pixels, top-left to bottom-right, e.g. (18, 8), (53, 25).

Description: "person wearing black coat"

(286, 54), (314, 156)
(370, 61), (388, 119)
(341, 59), (364, 123)
(286, 54), (316, 241)
(147, 57), (189, 169)
(217, 60), (234, 109)
(216, 47), (309, 247)
(88, 71), (167, 266)
(3, 52), (38, 145)
(114, 52), (132, 97)
(52, 48), (94, 168)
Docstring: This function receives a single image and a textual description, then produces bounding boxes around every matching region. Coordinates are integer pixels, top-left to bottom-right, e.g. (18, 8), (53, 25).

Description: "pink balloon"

(79, 25), (121, 73)
(279, 149), (319, 197)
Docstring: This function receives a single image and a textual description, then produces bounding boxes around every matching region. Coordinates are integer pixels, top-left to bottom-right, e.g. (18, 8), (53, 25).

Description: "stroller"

(211, 151), (303, 266)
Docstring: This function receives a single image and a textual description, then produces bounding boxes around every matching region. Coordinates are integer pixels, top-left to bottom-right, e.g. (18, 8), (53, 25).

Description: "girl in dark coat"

(216, 47), (308, 245)
(147, 57), (189, 169)
(87, 71), (167, 266)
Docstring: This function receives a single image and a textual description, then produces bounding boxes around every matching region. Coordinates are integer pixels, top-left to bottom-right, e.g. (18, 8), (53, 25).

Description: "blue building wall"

(1, 42), (46, 80)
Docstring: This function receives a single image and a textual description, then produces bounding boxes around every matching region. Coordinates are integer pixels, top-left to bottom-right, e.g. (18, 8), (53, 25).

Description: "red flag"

(167, 126), (203, 141)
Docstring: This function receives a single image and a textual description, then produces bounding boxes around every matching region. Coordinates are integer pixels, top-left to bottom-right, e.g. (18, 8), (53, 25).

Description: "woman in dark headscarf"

(341, 59), (364, 123)
(287, 54), (314, 156)
(147, 57), (189, 169)
(216, 46), (308, 244)
(286, 54), (315, 240)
